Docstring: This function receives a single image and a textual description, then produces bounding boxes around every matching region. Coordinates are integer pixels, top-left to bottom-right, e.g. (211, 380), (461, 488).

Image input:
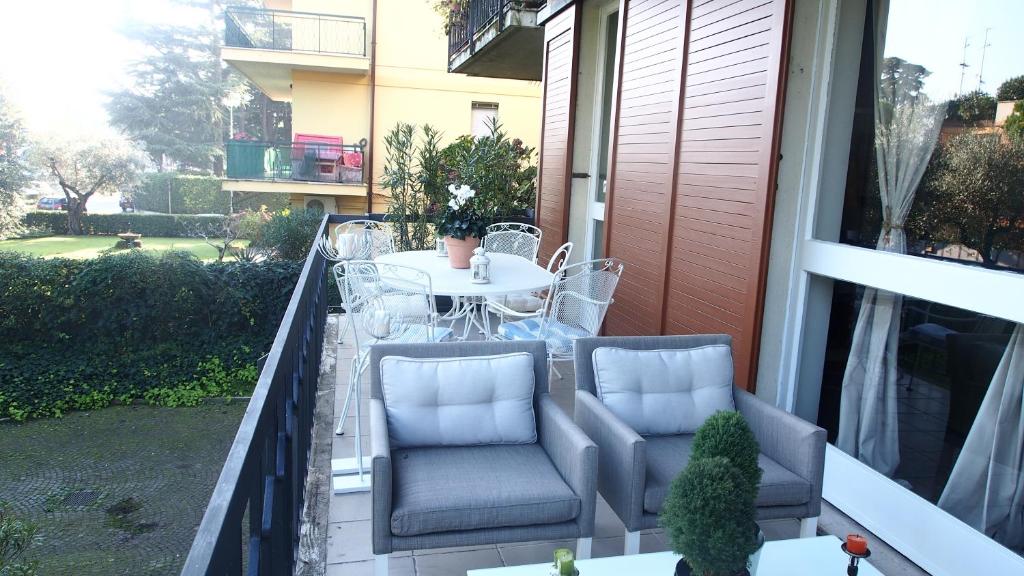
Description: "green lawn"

(0, 235), (250, 261)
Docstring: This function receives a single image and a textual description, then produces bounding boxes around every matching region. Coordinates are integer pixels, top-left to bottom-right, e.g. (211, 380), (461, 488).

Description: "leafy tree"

(0, 89), (33, 240)
(107, 0), (288, 174)
(37, 140), (147, 235)
(947, 90), (998, 125)
(912, 133), (1024, 265)
(1005, 101), (1024, 144)
(996, 75), (1024, 101)
(879, 57), (930, 107)
(382, 123), (432, 251)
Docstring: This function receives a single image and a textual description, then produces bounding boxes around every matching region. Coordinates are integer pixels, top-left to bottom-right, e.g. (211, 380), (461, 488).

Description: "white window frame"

(583, 0), (620, 260)
(770, 1), (1024, 574)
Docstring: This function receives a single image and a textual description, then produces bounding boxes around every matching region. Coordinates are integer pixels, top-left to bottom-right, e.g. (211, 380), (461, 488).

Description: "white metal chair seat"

(486, 293), (547, 314)
(365, 323), (453, 347)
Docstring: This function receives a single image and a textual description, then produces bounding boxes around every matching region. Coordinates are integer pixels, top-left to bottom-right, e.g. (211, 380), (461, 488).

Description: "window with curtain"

(471, 102), (499, 138)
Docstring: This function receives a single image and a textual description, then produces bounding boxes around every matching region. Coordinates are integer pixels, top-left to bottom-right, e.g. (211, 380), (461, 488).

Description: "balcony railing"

(225, 6), (366, 57)
(225, 140), (367, 185)
(447, 0), (543, 67)
(182, 214), (388, 575)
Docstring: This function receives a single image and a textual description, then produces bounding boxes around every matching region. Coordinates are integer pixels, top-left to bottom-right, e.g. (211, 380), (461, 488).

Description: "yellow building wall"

(259, 0), (542, 214)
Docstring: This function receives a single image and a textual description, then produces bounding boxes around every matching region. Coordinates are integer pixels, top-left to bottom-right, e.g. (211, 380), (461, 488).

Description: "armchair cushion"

(380, 353), (536, 448)
(389, 444), (581, 536)
(497, 318), (589, 355)
(641, 435), (812, 514)
(592, 346), (735, 435)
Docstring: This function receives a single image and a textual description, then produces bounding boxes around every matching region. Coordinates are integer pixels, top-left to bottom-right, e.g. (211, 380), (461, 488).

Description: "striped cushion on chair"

(496, 319), (588, 356)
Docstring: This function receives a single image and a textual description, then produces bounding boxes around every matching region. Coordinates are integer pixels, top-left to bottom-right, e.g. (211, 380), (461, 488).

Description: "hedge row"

(0, 251), (302, 419)
(136, 172), (288, 215)
(23, 211), (227, 237)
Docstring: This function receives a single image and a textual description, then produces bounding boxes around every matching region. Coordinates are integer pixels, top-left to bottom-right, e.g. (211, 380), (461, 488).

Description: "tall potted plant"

(437, 184), (487, 268)
(660, 411), (765, 576)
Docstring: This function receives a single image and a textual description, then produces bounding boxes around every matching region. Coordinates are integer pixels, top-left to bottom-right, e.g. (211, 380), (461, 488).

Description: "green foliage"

(0, 88), (33, 240)
(1005, 101), (1024, 144)
(251, 208), (323, 260)
(911, 133), (1024, 265)
(996, 75), (1024, 101)
(134, 171), (287, 215)
(383, 123), (432, 251)
(22, 211), (226, 238)
(691, 411), (762, 491)
(947, 90), (998, 125)
(0, 251), (301, 420)
(661, 457), (759, 576)
(440, 118), (537, 219)
(0, 505), (38, 576)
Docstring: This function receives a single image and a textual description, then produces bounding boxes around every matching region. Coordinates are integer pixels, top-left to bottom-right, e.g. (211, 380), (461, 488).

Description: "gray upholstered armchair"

(573, 335), (826, 555)
(369, 340), (598, 574)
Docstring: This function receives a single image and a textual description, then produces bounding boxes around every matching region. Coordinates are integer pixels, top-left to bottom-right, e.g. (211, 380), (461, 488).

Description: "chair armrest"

(537, 395), (598, 537)
(573, 391), (647, 531)
(735, 389), (826, 515)
(370, 398), (393, 554)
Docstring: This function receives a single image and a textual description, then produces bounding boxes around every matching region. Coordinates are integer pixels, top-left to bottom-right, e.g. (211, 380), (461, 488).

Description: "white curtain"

(939, 325), (1024, 549)
(835, 0), (946, 476)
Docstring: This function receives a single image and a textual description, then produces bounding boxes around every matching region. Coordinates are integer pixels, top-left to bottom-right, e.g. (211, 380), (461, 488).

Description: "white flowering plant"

(437, 184), (488, 240)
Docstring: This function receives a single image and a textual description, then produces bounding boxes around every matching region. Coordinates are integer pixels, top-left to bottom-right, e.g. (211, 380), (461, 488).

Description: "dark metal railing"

(225, 140), (367, 185)
(182, 214), (376, 575)
(225, 6), (366, 57)
(447, 0), (543, 68)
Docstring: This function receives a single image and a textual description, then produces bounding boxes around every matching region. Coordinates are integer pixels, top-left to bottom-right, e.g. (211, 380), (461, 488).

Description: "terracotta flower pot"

(445, 235), (481, 269)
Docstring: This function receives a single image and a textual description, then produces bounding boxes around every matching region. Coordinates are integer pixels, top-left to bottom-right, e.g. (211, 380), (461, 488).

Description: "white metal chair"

(332, 260), (452, 493)
(323, 220), (395, 344)
(484, 241), (574, 326)
(495, 257), (625, 379)
(483, 222), (542, 262)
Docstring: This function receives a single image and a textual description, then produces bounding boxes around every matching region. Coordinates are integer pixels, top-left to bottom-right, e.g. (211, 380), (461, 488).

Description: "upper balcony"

(223, 6), (369, 100)
(448, 0), (546, 81)
(221, 138), (368, 196)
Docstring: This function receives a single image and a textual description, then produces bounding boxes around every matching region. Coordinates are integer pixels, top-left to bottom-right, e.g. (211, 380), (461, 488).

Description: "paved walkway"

(0, 403), (246, 575)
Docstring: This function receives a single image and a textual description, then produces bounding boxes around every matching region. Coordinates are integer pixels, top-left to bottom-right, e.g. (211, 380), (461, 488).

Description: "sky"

(0, 0), (199, 140)
(884, 0), (1024, 101)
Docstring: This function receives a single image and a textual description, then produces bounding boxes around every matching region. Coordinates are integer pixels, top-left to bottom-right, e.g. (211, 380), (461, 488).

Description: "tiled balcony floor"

(320, 314), (928, 576)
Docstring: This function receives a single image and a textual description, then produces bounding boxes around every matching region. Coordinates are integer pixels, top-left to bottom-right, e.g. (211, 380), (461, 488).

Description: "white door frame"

(584, 0), (619, 260)
(770, 0), (1024, 574)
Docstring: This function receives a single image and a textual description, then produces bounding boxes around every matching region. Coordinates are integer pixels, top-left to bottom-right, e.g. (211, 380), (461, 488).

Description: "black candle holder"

(841, 542), (871, 576)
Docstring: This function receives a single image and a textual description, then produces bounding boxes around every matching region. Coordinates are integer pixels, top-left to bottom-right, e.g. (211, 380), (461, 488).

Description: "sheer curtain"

(835, 0), (945, 475)
(939, 325), (1024, 549)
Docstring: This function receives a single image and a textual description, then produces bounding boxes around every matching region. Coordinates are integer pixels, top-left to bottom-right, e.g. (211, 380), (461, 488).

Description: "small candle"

(554, 548), (574, 575)
(337, 233), (356, 259)
(846, 534), (868, 555)
(370, 309), (391, 338)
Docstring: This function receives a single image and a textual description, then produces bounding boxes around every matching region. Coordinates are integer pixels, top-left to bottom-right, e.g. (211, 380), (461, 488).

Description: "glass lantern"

(436, 236), (448, 257)
(470, 247), (490, 284)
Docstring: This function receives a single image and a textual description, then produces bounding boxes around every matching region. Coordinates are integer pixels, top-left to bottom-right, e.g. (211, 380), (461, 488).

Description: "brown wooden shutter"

(603, 0), (687, 336)
(535, 5), (580, 263)
(602, 0), (792, 391)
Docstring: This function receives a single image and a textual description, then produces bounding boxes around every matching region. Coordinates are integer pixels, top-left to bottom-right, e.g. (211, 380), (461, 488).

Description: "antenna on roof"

(977, 28), (991, 92)
(958, 36), (970, 96)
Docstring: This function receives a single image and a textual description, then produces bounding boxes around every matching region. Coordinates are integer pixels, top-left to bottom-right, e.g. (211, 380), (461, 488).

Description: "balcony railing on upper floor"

(225, 140), (367, 186)
(225, 6), (366, 57)
(447, 0), (545, 81)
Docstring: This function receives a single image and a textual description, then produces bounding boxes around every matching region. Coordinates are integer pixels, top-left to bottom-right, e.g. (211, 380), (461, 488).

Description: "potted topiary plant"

(660, 411), (765, 576)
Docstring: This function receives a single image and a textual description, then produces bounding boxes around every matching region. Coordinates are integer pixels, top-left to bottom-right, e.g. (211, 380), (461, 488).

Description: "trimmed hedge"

(0, 250), (302, 420)
(136, 172), (288, 215)
(22, 211), (226, 237)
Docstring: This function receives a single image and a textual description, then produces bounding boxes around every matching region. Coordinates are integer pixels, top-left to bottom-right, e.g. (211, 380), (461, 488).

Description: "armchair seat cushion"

(390, 444), (581, 537)
(642, 434), (812, 514)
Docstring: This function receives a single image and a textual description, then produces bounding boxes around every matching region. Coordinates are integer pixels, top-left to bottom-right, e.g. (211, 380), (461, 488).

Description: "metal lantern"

(470, 247), (491, 284)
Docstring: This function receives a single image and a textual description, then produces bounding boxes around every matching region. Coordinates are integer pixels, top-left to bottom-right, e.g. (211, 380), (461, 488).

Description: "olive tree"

(913, 133), (1024, 265)
(37, 139), (147, 235)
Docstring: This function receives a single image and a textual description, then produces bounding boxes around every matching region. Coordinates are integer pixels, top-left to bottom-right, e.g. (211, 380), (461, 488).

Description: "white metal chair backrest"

(334, 219), (395, 260)
(483, 222), (542, 262)
(546, 242), (574, 273)
(339, 260), (437, 350)
(544, 257), (625, 339)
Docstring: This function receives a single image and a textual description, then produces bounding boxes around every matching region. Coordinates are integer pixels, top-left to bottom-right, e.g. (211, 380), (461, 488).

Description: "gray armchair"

(573, 335), (826, 555)
(369, 340), (598, 574)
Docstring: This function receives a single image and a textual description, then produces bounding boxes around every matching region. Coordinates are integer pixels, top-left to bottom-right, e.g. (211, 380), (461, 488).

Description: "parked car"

(36, 197), (67, 210)
(119, 196), (136, 212)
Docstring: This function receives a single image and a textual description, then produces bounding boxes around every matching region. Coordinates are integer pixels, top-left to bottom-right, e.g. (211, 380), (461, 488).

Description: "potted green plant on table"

(437, 184), (487, 268)
(660, 411), (765, 576)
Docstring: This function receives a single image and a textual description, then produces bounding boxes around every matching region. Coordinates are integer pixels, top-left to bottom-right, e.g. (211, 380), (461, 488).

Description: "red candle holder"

(841, 536), (871, 576)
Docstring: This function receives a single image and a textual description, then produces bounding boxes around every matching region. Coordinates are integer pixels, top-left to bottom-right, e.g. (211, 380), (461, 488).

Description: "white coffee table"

(467, 536), (884, 575)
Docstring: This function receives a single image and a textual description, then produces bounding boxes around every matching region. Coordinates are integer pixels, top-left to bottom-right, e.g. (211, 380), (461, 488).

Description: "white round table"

(375, 250), (554, 338)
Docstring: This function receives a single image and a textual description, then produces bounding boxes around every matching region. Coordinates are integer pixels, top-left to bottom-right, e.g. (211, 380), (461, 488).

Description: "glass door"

(587, 7), (618, 260)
